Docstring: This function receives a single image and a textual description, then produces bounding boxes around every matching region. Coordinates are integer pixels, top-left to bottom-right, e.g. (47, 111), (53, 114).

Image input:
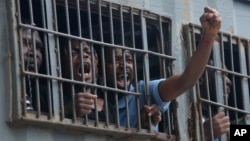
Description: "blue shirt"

(116, 79), (171, 127)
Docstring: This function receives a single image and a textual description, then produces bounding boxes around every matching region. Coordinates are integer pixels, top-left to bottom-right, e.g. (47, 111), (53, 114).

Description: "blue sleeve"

(214, 138), (219, 141)
(148, 79), (171, 113)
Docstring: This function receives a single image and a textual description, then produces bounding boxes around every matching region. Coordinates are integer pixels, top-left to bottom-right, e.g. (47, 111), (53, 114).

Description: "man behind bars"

(22, 21), (49, 113)
(199, 59), (231, 141)
(61, 39), (97, 117)
(97, 6), (222, 127)
(63, 6), (222, 128)
(60, 38), (114, 120)
(141, 59), (231, 141)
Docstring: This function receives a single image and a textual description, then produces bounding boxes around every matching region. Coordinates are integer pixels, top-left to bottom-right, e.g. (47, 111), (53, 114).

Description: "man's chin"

(26, 65), (40, 72)
(117, 82), (131, 90)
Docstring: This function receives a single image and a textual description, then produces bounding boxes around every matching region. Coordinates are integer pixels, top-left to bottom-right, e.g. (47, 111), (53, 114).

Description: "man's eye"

(83, 48), (91, 55)
(72, 49), (80, 55)
(86, 50), (91, 54)
(126, 58), (133, 63)
(36, 43), (43, 51)
(115, 58), (121, 63)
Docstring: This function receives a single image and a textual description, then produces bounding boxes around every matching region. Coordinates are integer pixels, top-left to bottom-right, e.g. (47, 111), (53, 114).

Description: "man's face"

(65, 40), (97, 83)
(105, 48), (134, 90)
(22, 29), (43, 72)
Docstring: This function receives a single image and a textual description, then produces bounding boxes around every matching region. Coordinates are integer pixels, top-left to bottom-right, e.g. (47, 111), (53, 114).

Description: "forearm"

(158, 38), (215, 101)
(180, 36), (215, 90)
(157, 7), (221, 101)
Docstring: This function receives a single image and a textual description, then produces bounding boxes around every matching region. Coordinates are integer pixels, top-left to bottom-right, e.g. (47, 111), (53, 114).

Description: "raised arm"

(159, 7), (222, 101)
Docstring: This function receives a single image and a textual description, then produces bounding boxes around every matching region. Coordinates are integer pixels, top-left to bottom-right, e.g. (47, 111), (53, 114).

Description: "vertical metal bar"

(19, 28), (28, 116)
(98, 0), (110, 126)
(98, 0), (103, 43)
(229, 35), (238, 122)
(45, 0), (60, 121)
(159, 17), (167, 77)
(214, 36), (224, 106)
(86, 0), (99, 126)
(112, 46), (120, 127)
(109, 2), (120, 127)
(204, 66), (215, 140)
(64, 0), (77, 123)
(77, 0), (87, 125)
(32, 28), (41, 117)
(130, 7), (141, 131)
(159, 16), (171, 135)
(140, 10), (152, 131)
(28, 0), (38, 115)
(220, 33), (229, 112)
(76, 0), (82, 37)
(247, 40), (250, 124)
(28, 0), (34, 24)
(16, 0), (28, 116)
(16, 0), (22, 24)
(214, 35), (227, 140)
(238, 38), (250, 124)
(40, 0), (52, 118)
(87, 0), (92, 40)
(120, 5), (130, 129)
(52, 0), (64, 120)
(109, 2), (114, 45)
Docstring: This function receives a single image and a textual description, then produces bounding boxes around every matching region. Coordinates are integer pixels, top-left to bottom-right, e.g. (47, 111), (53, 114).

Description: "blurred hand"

(75, 90), (98, 116)
(203, 112), (230, 140)
(141, 104), (162, 129)
(200, 7), (222, 41)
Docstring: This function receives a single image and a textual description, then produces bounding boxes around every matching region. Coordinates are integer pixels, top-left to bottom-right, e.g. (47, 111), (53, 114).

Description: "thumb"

(84, 93), (98, 99)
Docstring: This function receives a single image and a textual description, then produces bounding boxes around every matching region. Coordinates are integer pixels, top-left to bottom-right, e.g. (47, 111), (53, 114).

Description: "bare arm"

(159, 7), (222, 101)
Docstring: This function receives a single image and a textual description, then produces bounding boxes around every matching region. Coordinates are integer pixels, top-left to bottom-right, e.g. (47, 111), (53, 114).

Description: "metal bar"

(141, 10), (152, 132)
(237, 38), (250, 124)
(41, 0), (53, 119)
(108, 1), (120, 127)
(130, 7), (141, 131)
(52, 0), (64, 120)
(45, 0), (60, 121)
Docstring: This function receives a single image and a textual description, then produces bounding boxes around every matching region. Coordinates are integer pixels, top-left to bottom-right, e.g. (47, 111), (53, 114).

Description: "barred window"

(186, 24), (250, 141)
(14, 0), (178, 139)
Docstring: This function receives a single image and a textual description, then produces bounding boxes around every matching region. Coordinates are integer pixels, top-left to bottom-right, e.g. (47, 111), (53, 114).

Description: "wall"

(0, 0), (249, 141)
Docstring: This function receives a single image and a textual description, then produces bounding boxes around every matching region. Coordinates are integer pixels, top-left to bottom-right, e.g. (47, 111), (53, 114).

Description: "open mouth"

(78, 62), (91, 79)
(26, 64), (35, 72)
(116, 73), (130, 88)
(118, 73), (128, 80)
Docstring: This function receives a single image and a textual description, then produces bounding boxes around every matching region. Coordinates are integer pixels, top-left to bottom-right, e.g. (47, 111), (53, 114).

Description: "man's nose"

(26, 40), (35, 50)
(118, 60), (130, 72)
(118, 59), (126, 68)
(82, 52), (90, 58)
